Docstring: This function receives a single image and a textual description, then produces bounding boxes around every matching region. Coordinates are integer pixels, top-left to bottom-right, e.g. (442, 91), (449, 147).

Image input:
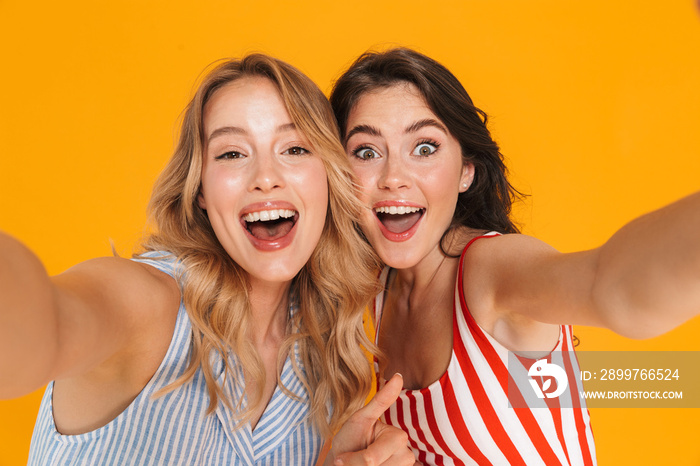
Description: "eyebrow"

(207, 122), (297, 143)
(405, 118), (448, 135)
(344, 124), (382, 144)
(344, 119), (448, 145)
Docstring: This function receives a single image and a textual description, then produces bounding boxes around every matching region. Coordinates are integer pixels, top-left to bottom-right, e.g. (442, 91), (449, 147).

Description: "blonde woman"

(0, 54), (412, 465)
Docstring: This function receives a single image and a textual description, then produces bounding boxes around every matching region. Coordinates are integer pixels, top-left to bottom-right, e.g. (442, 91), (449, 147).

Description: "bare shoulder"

(466, 233), (558, 262)
(49, 255), (181, 380)
(50, 256), (183, 434)
(463, 233), (565, 288)
(55, 256), (179, 316)
(461, 233), (562, 352)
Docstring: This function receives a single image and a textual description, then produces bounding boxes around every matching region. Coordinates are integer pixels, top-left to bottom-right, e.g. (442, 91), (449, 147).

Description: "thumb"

(357, 373), (403, 422)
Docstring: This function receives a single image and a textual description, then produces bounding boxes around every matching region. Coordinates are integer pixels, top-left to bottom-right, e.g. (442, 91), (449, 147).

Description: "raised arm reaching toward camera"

(465, 191), (700, 348)
(0, 233), (179, 427)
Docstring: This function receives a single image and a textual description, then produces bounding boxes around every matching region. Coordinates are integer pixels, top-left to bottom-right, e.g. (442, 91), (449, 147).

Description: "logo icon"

(528, 359), (568, 399)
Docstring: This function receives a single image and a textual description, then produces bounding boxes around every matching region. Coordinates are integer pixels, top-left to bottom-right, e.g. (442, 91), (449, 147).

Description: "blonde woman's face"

(199, 77), (328, 286)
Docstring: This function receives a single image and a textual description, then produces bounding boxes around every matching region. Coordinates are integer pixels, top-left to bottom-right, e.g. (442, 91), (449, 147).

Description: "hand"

(326, 373), (415, 465)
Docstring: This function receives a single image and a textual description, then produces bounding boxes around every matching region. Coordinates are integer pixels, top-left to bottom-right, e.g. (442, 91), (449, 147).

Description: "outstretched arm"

(0, 232), (179, 399)
(590, 191), (700, 337)
(466, 191), (700, 345)
(0, 232), (59, 397)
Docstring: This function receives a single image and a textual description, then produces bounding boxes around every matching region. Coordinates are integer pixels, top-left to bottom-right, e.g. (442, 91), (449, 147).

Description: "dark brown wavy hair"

(330, 47), (522, 255)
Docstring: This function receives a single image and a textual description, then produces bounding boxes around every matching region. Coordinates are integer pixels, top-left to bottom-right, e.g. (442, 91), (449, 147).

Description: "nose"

(377, 153), (411, 190)
(249, 152), (285, 193)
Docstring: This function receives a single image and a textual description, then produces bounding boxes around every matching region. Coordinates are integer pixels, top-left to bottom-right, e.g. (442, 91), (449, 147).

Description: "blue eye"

(353, 147), (379, 161)
(284, 146), (310, 156)
(215, 151), (246, 160)
(413, 142), (438, 156)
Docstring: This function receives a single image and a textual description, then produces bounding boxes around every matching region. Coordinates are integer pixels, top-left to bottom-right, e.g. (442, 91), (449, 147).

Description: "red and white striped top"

(374, 234), (597, 465)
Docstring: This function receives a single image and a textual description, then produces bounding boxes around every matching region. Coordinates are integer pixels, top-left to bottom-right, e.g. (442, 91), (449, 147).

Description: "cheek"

(308, 163), (328, 197)
(202, 167), (242, 200)
(349, 166), (375, 201)
(434, 161), (465, 195)
(298, 162), (329, 216)
(315, 182), (329, 219)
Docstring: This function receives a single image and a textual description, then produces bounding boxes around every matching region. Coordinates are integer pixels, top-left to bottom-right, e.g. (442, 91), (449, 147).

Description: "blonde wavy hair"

(141, 54), (380, 435)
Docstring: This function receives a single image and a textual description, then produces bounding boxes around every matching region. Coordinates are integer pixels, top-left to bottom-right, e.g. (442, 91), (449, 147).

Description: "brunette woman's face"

(344, 83), (473, 270)
(198, 77), (328, 286)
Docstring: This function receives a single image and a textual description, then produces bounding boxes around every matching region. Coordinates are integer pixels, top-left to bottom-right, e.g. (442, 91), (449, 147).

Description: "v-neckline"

(214, 340), (311, 463)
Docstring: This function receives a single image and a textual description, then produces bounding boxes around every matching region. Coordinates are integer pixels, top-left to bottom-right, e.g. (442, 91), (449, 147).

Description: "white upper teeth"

(374, 206), (421, 215)
(243, 209), (296, 222)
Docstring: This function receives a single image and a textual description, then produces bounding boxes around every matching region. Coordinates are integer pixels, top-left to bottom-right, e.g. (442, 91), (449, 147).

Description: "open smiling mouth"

(374, 206), (425, 235)
(243, 209), (298, 242)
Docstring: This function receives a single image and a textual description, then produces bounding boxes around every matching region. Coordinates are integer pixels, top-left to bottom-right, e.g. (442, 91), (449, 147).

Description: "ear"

(197, 190), (207, 209)
(459, 162), (475, 193)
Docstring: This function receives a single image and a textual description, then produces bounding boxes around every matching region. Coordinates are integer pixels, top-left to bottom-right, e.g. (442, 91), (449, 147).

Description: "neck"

(393, 253), (455, 313)
(247, 277), (292, 347)
(390, 228), (472, 315)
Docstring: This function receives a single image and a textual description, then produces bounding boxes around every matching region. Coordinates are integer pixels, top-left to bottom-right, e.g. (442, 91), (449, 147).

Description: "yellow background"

(1, 1), (699, 464)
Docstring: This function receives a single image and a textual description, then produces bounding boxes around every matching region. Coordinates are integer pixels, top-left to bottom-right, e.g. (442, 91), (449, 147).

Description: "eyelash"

(414, 139), (440, 155)
(351, 145), (380, 161)
(214, 145), (310, 160)
(351, 139), (441, 160)
(215, 151), (245, 160)
(283, 146), (310, 156)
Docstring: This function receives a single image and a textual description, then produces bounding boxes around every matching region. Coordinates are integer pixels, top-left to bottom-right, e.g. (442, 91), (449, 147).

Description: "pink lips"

(240, 201), (298, 252)
(373, 200), (424, 242)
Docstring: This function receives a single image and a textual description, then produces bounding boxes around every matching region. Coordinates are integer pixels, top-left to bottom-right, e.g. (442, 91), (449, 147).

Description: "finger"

(360, 427), (414, 466)
(333, 423), (412, 465)
(334, 448), (416, 466)
(356, 373), (403, 421)
(374, 449), (418, 466)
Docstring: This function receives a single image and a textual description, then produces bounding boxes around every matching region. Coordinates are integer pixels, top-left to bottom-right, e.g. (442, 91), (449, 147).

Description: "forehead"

(347, 83), (436, 126)
(203, 77), (290, 127)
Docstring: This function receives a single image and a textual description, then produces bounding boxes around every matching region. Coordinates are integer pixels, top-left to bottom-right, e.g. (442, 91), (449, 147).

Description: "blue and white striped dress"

(28, 252), (323, 465)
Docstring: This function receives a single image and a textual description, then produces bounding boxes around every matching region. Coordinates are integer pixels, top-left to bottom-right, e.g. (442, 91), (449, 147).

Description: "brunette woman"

(331, 47), (700, 465)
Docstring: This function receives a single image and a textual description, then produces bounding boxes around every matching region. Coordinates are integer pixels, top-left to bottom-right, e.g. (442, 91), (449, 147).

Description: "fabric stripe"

(439, 376), (485, 465)
(563, 326), (596, 466)
(406, 391), (434, 457)
(422, 388), (463, 464)
(452, 328), (527, 465)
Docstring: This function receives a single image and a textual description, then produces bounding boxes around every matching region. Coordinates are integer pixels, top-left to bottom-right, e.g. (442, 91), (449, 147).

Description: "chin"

(244, 259), (305, 285)
(375, 250), (419, 270)
(386, 260), (417, 270)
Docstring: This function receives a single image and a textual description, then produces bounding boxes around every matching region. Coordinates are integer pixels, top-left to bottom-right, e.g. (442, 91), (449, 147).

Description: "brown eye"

(413, 143), (437, 156)
(215, 151), (246, 160)
(354, 147), (379, 160)
(284, 146), (309, 156)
